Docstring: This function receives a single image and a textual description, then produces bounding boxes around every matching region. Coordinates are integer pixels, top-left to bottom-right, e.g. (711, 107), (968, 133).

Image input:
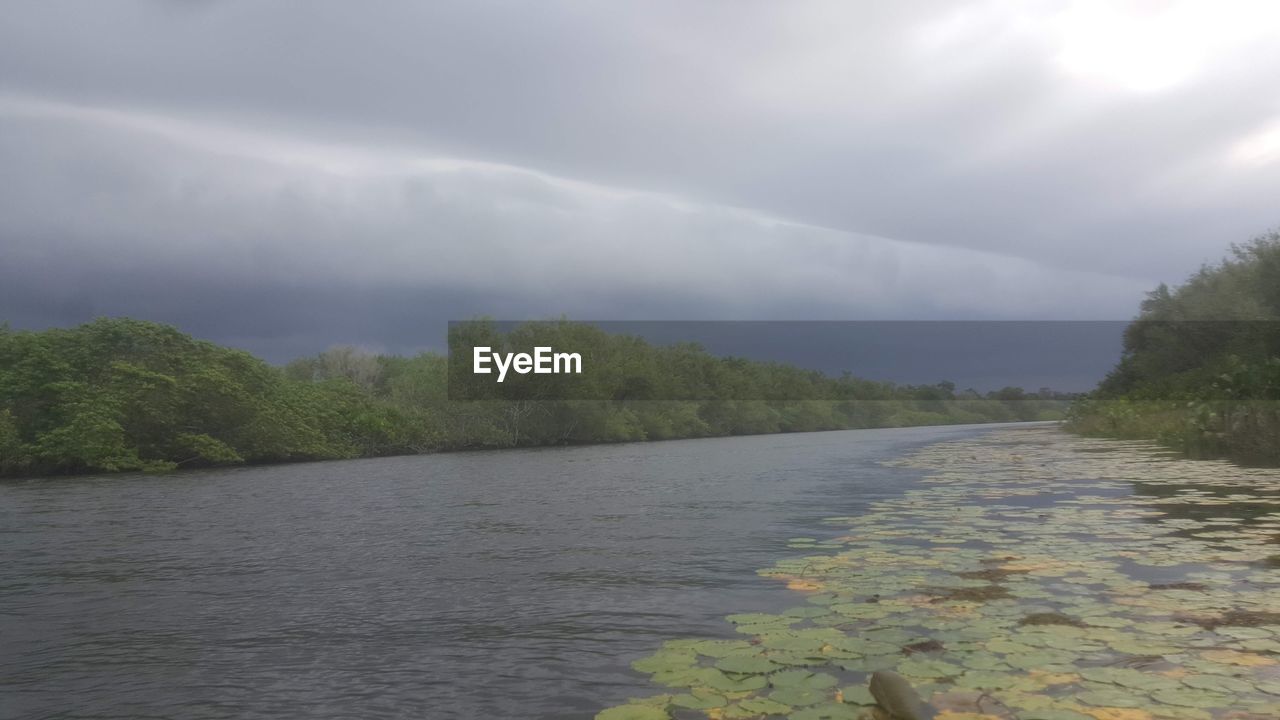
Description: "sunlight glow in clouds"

(1230, 120), (1280, 167)
(1052, 0), (1280, 93)
(1, 1), (1278, 355)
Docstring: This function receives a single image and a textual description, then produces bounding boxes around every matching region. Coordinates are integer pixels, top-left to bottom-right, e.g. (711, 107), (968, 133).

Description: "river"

(0, 423), (1004, 720)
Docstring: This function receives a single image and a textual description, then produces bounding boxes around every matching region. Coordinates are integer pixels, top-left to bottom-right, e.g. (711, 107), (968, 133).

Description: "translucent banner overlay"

(447, 320), (1142, 401)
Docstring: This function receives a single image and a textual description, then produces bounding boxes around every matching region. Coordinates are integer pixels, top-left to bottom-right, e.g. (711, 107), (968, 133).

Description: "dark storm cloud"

(1, 1), (1277, 358)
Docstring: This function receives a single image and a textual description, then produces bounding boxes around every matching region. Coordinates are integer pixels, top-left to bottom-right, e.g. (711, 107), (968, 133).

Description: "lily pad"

(789, 703), (862, 720)
(1149, 687), (1231, 708)
(714, 655), (778, 674)
(670, 688), (726, 710)
(1076, 688), (1147, 708)
(736, 697), (791, 715)
(631, 650), (696, 674)
(769, 685), (832, 707)
(594, 705), (670, 720)
(838, 684), (876, 706)
(770, 670), (839, 690)
(1180, 674), (1254, 693)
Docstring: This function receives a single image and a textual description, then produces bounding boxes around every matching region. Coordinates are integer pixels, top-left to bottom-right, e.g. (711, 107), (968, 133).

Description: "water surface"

(0, 424), (1001, 719)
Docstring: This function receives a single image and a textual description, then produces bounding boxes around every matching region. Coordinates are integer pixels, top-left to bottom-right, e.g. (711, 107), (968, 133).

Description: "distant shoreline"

(2, 419), (1059, 482)
(0, 318), (1072, 479)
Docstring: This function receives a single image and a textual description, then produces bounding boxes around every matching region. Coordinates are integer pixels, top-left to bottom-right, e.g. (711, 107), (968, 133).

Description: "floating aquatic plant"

(596, 428), (1280, 720)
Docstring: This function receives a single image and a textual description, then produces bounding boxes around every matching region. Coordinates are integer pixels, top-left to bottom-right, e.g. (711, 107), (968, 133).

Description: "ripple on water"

(1, 423), (998, 719)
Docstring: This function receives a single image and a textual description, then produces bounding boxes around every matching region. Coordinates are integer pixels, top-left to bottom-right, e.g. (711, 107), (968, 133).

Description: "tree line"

(1066, 231), (1280, 464)
(0, 319), (1068, 477)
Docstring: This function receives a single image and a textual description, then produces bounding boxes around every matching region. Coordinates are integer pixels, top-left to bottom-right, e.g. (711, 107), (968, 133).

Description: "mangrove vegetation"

(1066, 232), (1280, 465)
(0, 319), (1067, 477)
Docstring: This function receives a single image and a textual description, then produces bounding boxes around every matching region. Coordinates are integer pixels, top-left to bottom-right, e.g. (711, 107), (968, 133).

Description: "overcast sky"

(2, 1), (1278, 360)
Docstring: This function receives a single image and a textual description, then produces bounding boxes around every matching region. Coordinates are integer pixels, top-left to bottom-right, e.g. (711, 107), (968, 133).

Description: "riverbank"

(1059, 235), (1280, 469)
(0, 418), (1055, 484)
(1065, 397), (1280, 468)
(0, 318), (1072, 479)
(600, 425), (1280, 720)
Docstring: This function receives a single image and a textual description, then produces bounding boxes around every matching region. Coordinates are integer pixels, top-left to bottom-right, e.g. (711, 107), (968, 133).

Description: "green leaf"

(769, 670), (839, 690)
(839, 685), (876, 706)
(790, 704), (861, 720)
(713, 655), (778, 674)
(594, 705), (670, 720)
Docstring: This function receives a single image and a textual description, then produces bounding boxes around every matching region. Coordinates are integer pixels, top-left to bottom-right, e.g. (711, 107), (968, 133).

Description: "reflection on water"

(0, 424), (995, 719)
